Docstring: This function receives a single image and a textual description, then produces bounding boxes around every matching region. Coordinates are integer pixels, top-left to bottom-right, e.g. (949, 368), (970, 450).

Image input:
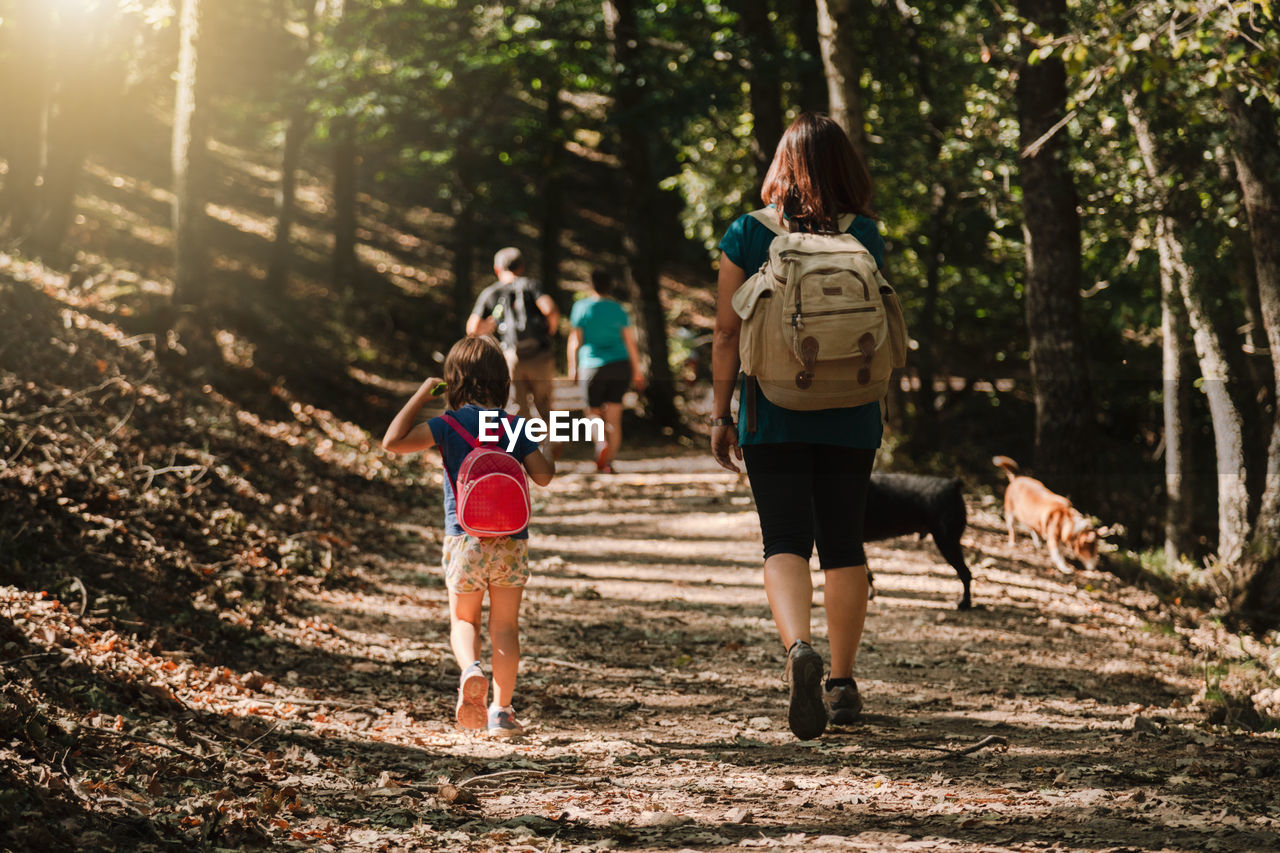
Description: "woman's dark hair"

(590, 270), (614, 297)
(760, 112), (873, 233)
(443, 336), (510, 410)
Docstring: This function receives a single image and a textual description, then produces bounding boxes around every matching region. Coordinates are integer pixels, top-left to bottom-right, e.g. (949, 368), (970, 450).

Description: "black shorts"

(741, 442), (875, 569)
(582, 359), (630, 408)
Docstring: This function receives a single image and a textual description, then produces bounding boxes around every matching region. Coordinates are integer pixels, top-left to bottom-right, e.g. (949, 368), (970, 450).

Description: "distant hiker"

(382, 336), (556, 736)
(710, 113), (893, 740)
(467, 247), (561, 421)
(566, 270), (646, 473)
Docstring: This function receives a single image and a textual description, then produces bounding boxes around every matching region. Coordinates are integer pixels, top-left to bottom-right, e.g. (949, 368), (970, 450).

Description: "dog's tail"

(992, 455), (1019, 482)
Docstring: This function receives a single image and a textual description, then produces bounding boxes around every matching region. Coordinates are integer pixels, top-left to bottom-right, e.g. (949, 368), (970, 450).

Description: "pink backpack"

(440, 412), (531, 537)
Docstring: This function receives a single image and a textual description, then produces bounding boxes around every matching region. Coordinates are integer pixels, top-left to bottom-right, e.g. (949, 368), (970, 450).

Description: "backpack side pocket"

(879, 282), (908, 369)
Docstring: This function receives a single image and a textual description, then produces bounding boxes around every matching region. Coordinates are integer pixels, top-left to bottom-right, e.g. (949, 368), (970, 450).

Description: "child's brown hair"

(443, 336), (510, 410)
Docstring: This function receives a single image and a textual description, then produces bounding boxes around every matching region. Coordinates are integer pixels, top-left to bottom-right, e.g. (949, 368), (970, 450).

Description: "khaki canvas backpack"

(731, 208), (908, 420)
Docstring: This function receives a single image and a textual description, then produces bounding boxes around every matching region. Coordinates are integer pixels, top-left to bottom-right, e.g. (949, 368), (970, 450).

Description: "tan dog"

(993, 456), (1099, 572)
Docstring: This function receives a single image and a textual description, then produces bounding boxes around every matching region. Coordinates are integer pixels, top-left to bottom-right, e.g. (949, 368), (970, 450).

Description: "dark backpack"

(508, 278), (550, 358)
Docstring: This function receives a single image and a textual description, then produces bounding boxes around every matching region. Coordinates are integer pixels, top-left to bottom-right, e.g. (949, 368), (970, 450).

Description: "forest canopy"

(1, 2), (1279, 617)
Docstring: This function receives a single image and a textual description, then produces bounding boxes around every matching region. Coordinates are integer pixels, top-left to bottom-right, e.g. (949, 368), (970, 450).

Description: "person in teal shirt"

(567, 271), (646, 472)
(710, 113), (883, 741)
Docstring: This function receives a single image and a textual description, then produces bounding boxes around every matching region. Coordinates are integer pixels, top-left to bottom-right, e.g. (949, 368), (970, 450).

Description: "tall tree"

(1015, 0), (1093, 496)
(738, 0), (783, 203)
(790, 0), (828, 114)
(892, 0), (952, 450)
(603, 0), (680, 428)
(815, 0), (865, 152)
(539, 83), (566, 303)
(268, 0), (322, 292)
(328, 0), (359, 295)
(0, 1), (51, 237)
(1225, 91), (1280, 623)
(1160, 235), (1195, 567)
(171, 0), (211, 308)
(1128, 92), (1251, 569)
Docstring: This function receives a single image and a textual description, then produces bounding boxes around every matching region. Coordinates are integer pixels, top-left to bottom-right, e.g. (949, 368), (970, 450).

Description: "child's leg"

(449, 589), (485, 669)
(601, 402), (624, 465)
(487, 586), (524, 707)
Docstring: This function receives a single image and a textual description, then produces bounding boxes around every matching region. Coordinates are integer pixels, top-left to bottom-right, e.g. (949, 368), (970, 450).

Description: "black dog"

(864, 472), (973, 610)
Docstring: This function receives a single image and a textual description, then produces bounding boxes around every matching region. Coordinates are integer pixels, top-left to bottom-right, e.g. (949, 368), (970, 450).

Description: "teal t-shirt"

(718, 207), (886, 449)
(570, 297), (632, 369)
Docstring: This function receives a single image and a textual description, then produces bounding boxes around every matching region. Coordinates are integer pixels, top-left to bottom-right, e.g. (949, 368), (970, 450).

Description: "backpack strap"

(440, 413), (480, 449)
(750, 208), (858, 236)
(441, 410), (517, 447)
(749, 208), (789, 237)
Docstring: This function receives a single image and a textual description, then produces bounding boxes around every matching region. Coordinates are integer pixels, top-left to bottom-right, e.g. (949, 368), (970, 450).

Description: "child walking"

(382, 336), (555, 736)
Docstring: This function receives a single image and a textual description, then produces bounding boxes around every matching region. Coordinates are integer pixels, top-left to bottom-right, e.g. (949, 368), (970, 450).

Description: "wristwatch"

(708, 416), (735, 427)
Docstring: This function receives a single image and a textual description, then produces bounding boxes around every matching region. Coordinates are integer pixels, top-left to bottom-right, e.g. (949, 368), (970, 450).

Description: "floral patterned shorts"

(441, 534), (530, 594)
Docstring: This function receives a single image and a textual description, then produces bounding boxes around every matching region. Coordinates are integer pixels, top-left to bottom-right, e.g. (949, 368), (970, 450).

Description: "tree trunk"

(268, 109), (308, 291)
(895, 1), (949, 451)
(603, 0), (680, 428)
(739, 0), (783, 204)
(1226, 92), (1280, 626)
(171, 0), (211, 308)
(791, 0), (828, 114)
(539, 85), (566, 308)
(815, 0), (865, 153)
(331, 116), (358, 295)
(1016, 0), (1093, 500)
(913, 183), (946, 450)
(0, 1), (51, 236)
(267, 1), (320, 292)
(1159, 219), (1194, 567)
(450, 165), (476, 338)
(1128, 91), (1251, 569)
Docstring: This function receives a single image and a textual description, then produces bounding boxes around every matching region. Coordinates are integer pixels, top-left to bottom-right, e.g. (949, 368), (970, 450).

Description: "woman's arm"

(522, 447), (556, 486)
(566, 327), (583, 382)
(382, 377), (442, 454)
(711, 254), (746, 472)
(622, 326), (647, 393)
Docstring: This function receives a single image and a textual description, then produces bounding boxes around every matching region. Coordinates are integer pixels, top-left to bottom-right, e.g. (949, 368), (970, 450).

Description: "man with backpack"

(467, 247), (561, 420)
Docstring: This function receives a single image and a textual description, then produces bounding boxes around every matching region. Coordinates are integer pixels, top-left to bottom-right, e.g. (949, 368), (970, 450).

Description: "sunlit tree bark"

(0, 1), (51, 237)
(815, 0), (865, 153)
(171, 0), (211, 308)
(1226, 92), (1280, 626)
(1128, 91), (1251, 570)
(268, 0), (321, 292)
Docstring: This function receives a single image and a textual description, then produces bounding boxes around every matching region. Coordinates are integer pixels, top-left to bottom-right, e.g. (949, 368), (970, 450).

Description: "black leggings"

(741, 443), (875, 569)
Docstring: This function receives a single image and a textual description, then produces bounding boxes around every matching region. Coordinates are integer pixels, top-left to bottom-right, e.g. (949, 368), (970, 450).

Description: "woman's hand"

(710, 423), (741, 473)
(631, 368), (647, 394)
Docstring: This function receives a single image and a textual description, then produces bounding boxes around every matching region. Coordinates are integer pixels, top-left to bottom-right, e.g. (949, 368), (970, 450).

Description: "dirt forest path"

(259, 451), (1278, 852)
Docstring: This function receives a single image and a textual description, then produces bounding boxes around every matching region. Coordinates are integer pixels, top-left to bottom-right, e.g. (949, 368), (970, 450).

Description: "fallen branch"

(237, 721), (281, 755)
(459, 769), (548, 788)
(926, 735), (1008, 760)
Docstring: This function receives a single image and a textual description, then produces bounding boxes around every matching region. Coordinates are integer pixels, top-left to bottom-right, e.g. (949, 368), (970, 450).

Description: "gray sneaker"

(784, 640), (827, 740)
(487, 704), (524, 737)
(825, 680), (864, 726)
